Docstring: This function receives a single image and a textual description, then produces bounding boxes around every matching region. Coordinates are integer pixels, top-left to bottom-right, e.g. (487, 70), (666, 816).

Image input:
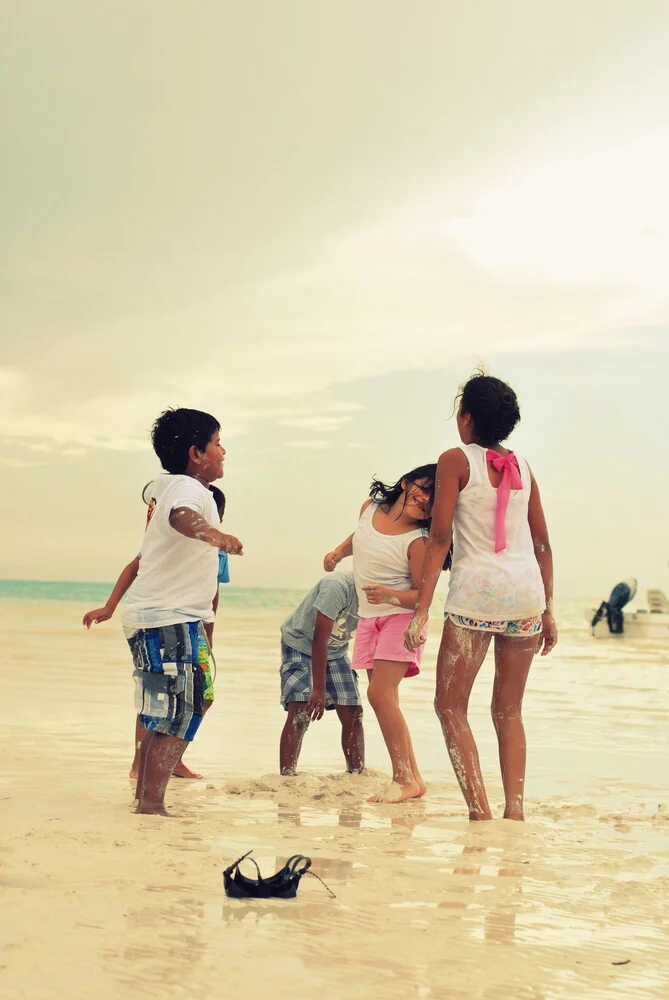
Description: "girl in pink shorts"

(324, 464), (448, 803)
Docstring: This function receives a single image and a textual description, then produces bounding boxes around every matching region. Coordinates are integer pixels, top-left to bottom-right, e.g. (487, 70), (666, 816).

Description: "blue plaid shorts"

(280, 641), (361, 711)
(125, 621), (210, 741)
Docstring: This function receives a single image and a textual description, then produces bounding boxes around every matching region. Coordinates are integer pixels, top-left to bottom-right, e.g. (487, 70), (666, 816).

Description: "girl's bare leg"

(367, 661), (422, 803)
(391, 686), (426, 795)
(435, 618), (493, 820)
(279, 702), (310, 774)
(335, 704), (365, 772)
(492, 634), (538, 821)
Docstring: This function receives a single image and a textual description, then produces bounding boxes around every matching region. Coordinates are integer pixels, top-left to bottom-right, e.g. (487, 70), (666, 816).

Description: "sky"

(1, 0), (668, 599)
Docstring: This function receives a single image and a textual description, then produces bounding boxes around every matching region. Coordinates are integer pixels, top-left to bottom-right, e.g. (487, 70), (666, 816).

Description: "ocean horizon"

(0, 578), (598, 608)
(0, 578), (308, 607)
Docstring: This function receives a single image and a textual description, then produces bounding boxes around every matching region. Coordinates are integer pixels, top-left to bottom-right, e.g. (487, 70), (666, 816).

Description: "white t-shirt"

(122, 475), (219, 628)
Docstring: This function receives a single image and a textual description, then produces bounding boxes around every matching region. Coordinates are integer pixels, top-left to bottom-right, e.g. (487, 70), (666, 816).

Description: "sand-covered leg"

(279, 703), (310, 775)
(491, 634), (538, 821)
(335, 704), (364, 772)
(130, 716), (145, 780)
(367, 661), (422, 802)
(135, 731), (187, 815)
(172, 700), (211, 779)
(435, 618), (493, 820)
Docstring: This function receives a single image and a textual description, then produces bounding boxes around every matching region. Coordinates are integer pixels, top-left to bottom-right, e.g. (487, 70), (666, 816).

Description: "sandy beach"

(1, 591), (668, 1000)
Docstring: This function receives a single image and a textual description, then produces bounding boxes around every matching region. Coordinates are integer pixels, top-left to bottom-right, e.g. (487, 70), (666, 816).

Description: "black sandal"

(223, 850), (335, 899)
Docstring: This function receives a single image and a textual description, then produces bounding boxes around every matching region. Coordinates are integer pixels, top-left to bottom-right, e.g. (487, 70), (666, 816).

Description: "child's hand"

(323, 550), (341, 572)
(219, 534), (243, 555)
(83, 606), (113, 628)
(363, 584), (395, 606)
(538, 611), (558, 656)
(404, 611), (428, 651)
(306, 687), (326, 721)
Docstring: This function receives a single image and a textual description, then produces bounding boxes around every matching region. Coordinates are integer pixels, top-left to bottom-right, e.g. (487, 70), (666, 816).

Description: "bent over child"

(279, 572), (363, 775)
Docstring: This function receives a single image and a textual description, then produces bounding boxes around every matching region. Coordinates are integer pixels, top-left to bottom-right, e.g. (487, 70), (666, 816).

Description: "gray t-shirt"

(281, 573), (359, 658)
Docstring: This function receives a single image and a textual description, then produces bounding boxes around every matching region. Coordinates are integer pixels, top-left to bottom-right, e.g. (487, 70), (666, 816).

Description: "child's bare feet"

(129, 762), (203, 780)
(172, 762), (203, 779)
(367, 779), (423, 803)
(134, 801), (170, 816)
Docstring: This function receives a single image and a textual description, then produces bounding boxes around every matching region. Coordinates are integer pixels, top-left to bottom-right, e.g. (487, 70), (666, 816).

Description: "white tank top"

(444, 444), (546, 620)
(353, 503), (426, 618)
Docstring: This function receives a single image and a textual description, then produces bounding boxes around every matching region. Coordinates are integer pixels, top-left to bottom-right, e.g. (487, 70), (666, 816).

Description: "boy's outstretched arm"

(305, 612), (334, 721)
(169, 507), (243, 554)
(83, 556), (140, 628)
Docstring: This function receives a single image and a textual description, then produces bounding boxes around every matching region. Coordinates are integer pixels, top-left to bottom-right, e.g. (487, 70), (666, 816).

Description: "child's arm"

(404, 449), (465, 650)
(82, 556), (140, 628)
(528, 472), (557, 656)
(305, 612), (335, 721)
(363, 536), (427, 609)
(204, 590), (220, 648)
(169, 507), (243, 554)
(323, 500), (371, 571)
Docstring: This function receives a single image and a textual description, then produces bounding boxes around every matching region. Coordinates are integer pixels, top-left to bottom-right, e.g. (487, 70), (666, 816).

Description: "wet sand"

(1, 596), (668, 1000)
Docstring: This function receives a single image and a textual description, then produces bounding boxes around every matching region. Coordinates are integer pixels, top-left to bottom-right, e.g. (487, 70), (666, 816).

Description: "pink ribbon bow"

(486, 450), (522, 553)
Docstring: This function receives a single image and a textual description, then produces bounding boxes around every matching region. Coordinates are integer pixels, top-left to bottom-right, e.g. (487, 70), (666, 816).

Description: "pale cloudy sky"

(1, 1), (668, 598)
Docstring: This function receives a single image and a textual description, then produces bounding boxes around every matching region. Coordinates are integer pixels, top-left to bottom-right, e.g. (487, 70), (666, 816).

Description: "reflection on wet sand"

(1, 597), (668, 1000)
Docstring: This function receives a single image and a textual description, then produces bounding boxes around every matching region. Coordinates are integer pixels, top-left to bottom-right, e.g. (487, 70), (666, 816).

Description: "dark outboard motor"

(591, 578), (638, 634)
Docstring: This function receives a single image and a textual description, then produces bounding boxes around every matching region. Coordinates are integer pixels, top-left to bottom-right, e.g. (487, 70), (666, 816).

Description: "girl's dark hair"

(209, 484), (226, 520)
(456, 373), (520, 445)
(369, 463), (437, 528)
(151, 407), (220, 474)
(369, 463), (451, 571)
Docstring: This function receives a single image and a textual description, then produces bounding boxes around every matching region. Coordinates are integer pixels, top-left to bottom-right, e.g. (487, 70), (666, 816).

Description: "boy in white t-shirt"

(122, 408), (243, 816)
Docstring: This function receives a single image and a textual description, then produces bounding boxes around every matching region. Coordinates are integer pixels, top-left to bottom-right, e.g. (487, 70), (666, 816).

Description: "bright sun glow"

(444, 132), (669, 290)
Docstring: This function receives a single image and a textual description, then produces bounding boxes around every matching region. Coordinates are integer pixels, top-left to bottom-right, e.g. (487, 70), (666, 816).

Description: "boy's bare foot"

(172, 762), (203, 779)
(129, 762), (203, 780)
(367, 780), (423, 803)
(134, 801), (170, 816)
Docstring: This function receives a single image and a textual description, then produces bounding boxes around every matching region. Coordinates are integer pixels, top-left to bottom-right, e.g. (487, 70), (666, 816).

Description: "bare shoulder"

(408, 534), (428, 553)
(359, 498), (373, 516)
(437, 447), (467, 469)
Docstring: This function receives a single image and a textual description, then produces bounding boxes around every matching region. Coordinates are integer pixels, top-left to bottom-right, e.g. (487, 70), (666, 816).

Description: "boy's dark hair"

(209, 485), (226, 520)
(151, 408), (220, 474)
(456, 373), (520, 445)
(369, 463), (451, 570)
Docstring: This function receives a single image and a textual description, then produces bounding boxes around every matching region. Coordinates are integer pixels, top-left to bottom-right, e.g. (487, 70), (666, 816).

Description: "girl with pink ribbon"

(404, 373), (557, 822)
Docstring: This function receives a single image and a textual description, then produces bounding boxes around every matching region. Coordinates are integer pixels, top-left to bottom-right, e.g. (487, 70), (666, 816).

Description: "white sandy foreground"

(1, 597), (668, 1000)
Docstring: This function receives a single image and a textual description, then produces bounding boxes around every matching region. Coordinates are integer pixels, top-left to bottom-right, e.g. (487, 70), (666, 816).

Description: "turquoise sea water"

(0, 578), (306, 610)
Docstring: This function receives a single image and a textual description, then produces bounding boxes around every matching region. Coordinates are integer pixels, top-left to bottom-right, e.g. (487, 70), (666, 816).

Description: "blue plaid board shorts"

(124, 621), (212, 741)
(280, 641), (361, 711)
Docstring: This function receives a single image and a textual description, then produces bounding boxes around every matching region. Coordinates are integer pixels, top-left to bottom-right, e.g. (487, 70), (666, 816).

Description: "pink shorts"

(351, 614), (424, 678)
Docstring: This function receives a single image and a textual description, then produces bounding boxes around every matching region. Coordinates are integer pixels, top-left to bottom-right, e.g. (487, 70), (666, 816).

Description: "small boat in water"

(586, 585), (669, 638)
